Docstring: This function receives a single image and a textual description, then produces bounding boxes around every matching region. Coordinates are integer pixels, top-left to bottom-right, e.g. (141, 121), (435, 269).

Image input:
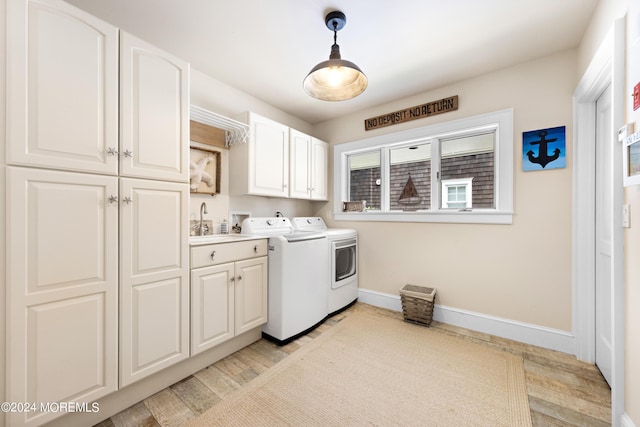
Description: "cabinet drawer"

(191, 239), (268, 268)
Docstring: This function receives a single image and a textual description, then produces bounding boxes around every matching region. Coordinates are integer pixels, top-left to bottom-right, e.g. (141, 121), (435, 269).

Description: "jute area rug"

(187, 311), (532, 427)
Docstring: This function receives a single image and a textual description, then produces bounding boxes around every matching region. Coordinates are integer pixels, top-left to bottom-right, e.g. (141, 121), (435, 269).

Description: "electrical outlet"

(622, 204), (631, 228)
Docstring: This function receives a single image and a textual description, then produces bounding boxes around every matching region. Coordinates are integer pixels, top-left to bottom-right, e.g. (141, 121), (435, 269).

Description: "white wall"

(0, 0), (7, 424)
(623, 0), (640, 423)
(313, 50), (577, 332)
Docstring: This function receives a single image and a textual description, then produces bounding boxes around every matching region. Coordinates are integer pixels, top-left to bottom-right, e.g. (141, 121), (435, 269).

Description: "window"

(334, 109), (513, 224)
(442, 178), (473, 209)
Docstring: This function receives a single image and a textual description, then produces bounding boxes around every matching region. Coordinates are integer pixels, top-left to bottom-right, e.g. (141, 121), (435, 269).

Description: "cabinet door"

(248, 112), (289, 197)
(6, 0), (119, 175)
(120, 32), (190, 182)
(191, 263), (235, 355)
(119, 178), (189, 386)
(310, 138), (328, 201)
(289, 129), (311, 199)
(6, 167), (118, 427)
(234, 257), (268, 335)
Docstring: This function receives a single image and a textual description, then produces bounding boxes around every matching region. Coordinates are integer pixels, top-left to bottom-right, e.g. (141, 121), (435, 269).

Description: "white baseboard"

(358, 288), (575, 355)
(621, 413), (637, 427)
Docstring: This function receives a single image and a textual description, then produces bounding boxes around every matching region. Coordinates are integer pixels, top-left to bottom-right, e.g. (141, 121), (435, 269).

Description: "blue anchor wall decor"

(522, 126), (566, 171)
(527, 130), (560, 168)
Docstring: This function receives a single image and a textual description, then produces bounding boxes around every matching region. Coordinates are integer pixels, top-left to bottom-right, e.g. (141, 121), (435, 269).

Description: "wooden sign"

(364, 95), (459, 131)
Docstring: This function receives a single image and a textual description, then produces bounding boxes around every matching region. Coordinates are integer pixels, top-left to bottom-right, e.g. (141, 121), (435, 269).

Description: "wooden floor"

(94, 303), (611, 427)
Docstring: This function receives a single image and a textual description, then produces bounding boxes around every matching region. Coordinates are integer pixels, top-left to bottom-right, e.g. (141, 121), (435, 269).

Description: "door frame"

(572, 18), (625, 424)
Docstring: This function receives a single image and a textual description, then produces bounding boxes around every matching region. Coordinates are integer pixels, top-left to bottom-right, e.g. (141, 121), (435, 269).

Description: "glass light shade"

(303, 45), (367, 101)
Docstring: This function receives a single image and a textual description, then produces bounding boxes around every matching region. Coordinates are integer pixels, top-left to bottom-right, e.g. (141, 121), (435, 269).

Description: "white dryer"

(242, 217), (329, 344)
(292, 217), (358, 315)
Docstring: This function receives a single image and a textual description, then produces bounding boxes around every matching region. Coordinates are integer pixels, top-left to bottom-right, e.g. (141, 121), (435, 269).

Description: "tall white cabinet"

(5, 0), (190, 425)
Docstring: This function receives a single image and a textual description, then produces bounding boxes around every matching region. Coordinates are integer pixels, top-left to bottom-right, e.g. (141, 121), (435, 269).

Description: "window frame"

(333, 109), (513, 224)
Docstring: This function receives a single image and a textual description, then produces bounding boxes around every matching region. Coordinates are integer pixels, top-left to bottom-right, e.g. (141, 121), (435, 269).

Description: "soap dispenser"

(220, 218), (228, 234)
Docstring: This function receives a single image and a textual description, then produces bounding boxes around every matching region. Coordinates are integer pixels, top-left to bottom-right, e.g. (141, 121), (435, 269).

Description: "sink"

(189, 234), (256, 245)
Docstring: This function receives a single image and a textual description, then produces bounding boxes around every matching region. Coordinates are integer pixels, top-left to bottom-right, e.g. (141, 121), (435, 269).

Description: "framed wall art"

(189, 146), (221, 195)
(522, 126), (566, 171)
(623, 129), (640, 186)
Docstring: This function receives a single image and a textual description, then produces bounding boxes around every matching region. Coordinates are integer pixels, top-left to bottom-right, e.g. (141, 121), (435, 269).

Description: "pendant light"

(303, 11), (367, 101)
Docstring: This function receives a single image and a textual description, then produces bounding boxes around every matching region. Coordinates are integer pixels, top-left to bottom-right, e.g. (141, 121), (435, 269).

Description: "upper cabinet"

(6, 0), (189, 183)
(6, 0), (119, 174)
(119, 33), (190, 182)
(230, 112), (290, 197)
(289, 129), (328, 201)
(230, 112), (327, 200)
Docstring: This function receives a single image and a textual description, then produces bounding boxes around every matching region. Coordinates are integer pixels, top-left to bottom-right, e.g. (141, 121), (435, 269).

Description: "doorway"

(572, 20), (625, 424)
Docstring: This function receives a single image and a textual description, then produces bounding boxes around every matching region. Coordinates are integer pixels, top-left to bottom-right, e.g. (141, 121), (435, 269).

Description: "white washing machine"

(242, 217), (329, 344)
(292, 217), (358, 315)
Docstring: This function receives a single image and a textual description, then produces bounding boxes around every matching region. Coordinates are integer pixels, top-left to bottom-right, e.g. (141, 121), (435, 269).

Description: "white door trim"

(572, 18), (625, 425)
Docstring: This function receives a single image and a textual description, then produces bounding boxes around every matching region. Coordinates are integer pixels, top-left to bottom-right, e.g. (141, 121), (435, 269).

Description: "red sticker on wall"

(634, 82), (640, 111)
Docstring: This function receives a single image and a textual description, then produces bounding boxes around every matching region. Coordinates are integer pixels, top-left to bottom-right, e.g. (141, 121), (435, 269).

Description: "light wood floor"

(94, 303), (611, 427)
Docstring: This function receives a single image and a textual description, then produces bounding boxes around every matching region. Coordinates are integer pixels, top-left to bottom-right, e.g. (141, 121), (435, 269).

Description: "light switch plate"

(622, 204), (631, 228)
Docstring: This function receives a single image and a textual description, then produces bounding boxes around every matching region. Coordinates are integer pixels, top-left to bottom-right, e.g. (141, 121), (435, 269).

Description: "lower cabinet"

(119, 178), (190, 387)
(190, 240), (268, 355)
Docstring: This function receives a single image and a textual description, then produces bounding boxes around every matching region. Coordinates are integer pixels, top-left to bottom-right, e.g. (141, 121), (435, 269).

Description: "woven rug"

(187, 311), (532, 427)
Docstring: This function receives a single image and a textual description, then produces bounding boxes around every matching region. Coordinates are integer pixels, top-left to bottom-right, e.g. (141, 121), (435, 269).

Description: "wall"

(313, 50), (577, 332)
(624, 0), (640, 423)
(188, 69), (317, 231)
(0, 0), (6, 424)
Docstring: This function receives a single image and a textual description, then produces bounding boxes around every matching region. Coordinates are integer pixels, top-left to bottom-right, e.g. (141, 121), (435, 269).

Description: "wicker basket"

(400, 285), (436, 326)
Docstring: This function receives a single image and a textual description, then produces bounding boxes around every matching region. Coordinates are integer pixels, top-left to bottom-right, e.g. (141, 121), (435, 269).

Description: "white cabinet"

(289, 129), (328, 201)
(6, 167), (119, 427)
(5, 0), (191, 420)
(190, 240), (268, 355)
(230, 112), (328, 200)
(6, 0), (189, 183)
(230, 112), (289, 197)
(6, 0), (119, 175)
(119, 179), (190, 387)
(119, 32), (190, 182)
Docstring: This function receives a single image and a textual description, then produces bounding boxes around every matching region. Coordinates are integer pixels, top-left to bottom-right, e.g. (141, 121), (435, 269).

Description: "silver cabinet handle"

(254, 245), (258, 253)
(123, 149), (133, 158)
(107, 147), (119, 156)
(108, 195), (119, 204)
(210, 251), (216, 260)
(230, 276), (235, 282)
(122, 196), (133, 205)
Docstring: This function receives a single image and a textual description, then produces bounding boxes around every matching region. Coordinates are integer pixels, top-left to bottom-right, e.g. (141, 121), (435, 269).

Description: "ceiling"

(64, 0), (599, 124)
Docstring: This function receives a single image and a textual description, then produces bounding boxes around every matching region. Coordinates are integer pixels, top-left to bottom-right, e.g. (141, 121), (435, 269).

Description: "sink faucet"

(199, 202), (208, 236)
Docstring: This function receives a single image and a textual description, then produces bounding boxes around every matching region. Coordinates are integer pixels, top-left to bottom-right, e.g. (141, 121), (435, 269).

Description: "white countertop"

(189, 234), (266, 246)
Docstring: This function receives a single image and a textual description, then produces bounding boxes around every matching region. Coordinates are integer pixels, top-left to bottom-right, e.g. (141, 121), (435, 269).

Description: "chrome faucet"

(199, 202), (208, 236)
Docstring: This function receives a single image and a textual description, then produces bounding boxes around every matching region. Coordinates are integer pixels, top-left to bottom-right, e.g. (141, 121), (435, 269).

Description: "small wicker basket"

(400, 285), (436, 326)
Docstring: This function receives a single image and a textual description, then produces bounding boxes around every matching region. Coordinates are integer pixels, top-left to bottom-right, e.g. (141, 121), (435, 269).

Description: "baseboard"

(621, 413), (638, 427)
(358, 288), (575, 355)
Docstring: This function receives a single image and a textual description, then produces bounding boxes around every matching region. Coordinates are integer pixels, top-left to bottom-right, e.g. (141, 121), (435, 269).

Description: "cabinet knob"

(210, 251), (216, 260)
(254, 245), (258, 253)
(107, 147), (119, 156)
(123, 149), (133, 158)
(122, 196), (133, 205)
(108, 195), (119, 204)
(237, 275), (243, 281)
(230, 276), (235, 282)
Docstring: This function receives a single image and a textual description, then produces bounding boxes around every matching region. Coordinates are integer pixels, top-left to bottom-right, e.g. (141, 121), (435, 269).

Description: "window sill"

(333, 210), (513, 225)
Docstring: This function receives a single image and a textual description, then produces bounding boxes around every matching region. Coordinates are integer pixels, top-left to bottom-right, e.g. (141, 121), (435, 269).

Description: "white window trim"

(333, 109), (513, 225)
(441, 177), (473, 209)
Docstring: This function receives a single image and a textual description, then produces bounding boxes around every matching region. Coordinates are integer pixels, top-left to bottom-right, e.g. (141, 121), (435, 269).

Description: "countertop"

(189, 234), (266, 246)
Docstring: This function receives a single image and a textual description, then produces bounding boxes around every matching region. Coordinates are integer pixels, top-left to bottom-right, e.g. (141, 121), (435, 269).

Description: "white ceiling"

(64, 0), (598, 124)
